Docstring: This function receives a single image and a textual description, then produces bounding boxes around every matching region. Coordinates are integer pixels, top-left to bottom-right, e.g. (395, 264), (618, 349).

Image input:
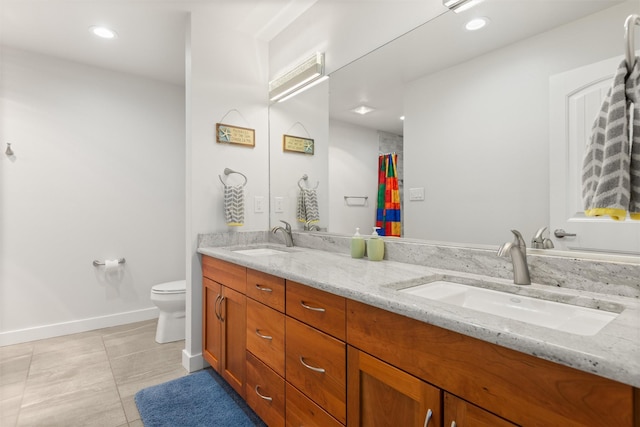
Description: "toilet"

(150, 280), (186, 343)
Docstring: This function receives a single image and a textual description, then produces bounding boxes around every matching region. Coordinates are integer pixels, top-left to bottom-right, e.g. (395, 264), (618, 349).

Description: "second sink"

(399, 281), (618, 336)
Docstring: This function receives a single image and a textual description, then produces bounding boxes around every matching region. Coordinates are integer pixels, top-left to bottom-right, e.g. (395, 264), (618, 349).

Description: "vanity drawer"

(285, 382), (343, 427)
(246, 298), (285, 377)
(246, 351), (285, 427)
(285, 317), (346, 424)
(286, 280), (346, 340)
(246, 269), (285, 312)
(202, 256), (246, 293)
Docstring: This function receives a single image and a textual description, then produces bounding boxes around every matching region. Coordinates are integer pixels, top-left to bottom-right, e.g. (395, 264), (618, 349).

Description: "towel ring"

(625, 14), (640, 72)
(298, 174), (319, 190)
(218, 167), (247, 187)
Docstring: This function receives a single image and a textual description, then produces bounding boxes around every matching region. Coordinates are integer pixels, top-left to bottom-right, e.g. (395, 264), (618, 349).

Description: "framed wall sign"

(283, 134), (314, 155)
(216, 123), (255, 147)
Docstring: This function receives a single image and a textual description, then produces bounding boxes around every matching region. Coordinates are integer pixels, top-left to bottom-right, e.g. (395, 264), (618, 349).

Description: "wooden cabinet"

(347, 346), (442, 427)
(202, 257), (247, 398)
(444, 393), (517, 427)
(203, 255), (638, 427)
(346, 299), (636, 427)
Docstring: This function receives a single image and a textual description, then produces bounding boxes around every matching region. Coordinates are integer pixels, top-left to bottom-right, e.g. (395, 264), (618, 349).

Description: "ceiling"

(0, 0), (319, 85)
(328, 0), (628, 136)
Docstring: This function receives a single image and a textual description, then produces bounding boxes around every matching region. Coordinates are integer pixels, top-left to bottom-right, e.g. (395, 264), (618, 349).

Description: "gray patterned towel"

(297, 188), (320, 223)
(582, 57), (640, 220)
(224, 185), (244, 226)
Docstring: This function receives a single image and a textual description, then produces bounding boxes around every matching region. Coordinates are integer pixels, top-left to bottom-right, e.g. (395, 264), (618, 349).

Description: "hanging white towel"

(582, 57), (640, 220)
(224, 184), (244, 226)
(297, 188), (320, 223)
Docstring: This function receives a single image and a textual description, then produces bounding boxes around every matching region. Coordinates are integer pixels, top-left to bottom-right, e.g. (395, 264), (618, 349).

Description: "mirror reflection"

(281, 0), (639, 254)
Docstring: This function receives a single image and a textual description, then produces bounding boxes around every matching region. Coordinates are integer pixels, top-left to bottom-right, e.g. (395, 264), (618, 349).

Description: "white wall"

(403, 3), (633, 247)
(0, 47), (185, 345)
(269, 82), (329, 231)
(184, 10), (270, 371)
(328, 119), (378, 234)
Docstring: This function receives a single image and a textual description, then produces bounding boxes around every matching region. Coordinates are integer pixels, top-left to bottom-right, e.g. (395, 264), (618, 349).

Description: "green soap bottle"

(351, 227), (365, 259)
(367, 227), (384, 261)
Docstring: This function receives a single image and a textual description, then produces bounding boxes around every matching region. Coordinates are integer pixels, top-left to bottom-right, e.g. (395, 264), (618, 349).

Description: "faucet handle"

(280, 220), (291, 232)
(531, 226), (547, 248)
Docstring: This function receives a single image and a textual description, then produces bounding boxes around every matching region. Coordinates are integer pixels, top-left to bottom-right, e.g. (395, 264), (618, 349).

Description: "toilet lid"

(152, 280), (186, 294)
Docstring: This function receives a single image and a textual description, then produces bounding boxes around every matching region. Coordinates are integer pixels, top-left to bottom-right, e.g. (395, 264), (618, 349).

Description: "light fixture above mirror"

(269, 52), (326, 103)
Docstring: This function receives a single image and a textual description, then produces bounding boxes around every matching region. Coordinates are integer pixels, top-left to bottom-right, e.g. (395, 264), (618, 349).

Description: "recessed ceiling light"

(351, 105), (375, 115)
(465, 17), (489, 31)
(90, 26), (117, 39)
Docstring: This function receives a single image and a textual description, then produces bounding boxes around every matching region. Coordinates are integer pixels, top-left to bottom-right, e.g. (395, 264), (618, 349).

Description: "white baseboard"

(182, 348), (205, 373)
(0, 307), (159, 346)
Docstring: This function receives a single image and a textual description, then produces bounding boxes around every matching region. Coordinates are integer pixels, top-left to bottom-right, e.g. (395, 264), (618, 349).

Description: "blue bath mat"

(135, 369), (266, 427)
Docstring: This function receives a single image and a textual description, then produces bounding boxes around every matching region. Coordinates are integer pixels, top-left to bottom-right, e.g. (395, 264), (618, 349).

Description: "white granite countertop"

(197, 244), (640, 389)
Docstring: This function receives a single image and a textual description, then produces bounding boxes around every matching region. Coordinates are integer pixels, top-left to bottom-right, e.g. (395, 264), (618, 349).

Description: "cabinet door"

(202, 277), (222, 371)
(444, 393), (518, 427)
(221, 286), (247, 398)
(347, 346), (441, 427)
(286, 382), (343, 427)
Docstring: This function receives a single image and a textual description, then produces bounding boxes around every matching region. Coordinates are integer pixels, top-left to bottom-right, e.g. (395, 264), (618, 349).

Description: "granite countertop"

(197, 244), (640, 389)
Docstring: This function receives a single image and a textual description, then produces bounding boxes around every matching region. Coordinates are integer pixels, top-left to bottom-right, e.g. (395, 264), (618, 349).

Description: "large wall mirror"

(270, 0), (640, 256)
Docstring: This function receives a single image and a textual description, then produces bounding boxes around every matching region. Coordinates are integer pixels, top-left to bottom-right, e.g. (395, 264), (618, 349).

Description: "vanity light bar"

(443, 0), (484, 13)
(269, 52), (325, 102)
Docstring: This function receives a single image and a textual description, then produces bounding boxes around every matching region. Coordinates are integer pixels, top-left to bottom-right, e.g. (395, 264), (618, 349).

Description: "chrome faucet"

(272, 220), (294, 247)
(497, 229), (531, 285)
(531, 226), (554, 249)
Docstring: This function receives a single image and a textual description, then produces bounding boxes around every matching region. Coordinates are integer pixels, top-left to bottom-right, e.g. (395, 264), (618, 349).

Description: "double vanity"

(198, 232), (640, 426)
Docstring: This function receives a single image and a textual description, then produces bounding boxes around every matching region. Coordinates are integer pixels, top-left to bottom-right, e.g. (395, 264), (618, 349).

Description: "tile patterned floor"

(0, 320), (187, 427)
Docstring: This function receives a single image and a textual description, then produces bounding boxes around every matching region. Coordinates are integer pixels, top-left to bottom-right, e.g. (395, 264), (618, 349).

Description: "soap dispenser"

(351, 227), (365, 259)
(367, 227), (384, 261)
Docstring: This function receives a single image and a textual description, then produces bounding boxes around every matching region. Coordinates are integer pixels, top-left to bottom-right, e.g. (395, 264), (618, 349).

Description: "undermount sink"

(232, 247), (289, 256)
(399, 281), (618, 336)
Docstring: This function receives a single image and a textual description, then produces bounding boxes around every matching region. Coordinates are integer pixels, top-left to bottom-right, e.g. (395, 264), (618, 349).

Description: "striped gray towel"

(297, 188), (320, 223)
(224, 185), (244, 226)
(582, 57), (640, 220)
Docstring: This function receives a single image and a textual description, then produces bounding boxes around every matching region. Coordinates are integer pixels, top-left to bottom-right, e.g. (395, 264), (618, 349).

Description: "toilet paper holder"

(93, 258), (126, 267)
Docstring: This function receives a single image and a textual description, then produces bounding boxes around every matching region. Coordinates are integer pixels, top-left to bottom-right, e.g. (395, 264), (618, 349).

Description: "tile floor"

(0, 319), (187, 427)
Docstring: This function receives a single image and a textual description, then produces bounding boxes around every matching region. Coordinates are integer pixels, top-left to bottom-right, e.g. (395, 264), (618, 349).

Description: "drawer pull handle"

(218, 296), (225, 322)
(299, 356), (326, 373)
(451, 422), (457, 427)
(255, 284), (273, 292)
(255, 329), (273, 340)
(300, 301), (326, 312)
(254, 385), (273, 402)
(423, 409), (433, 427)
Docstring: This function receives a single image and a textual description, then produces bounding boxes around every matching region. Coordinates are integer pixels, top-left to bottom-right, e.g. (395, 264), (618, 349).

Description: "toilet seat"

(152, 280), (186, 295)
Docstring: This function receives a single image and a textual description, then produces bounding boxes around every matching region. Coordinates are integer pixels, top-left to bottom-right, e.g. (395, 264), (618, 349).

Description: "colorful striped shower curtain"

(376, 153), (401, 237)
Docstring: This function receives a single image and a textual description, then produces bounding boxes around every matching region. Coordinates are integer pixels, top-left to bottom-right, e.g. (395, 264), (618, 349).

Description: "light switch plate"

(254, 196), (265, 213)
(274, 197), (284, 213)
(409, 187), (425, 201)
